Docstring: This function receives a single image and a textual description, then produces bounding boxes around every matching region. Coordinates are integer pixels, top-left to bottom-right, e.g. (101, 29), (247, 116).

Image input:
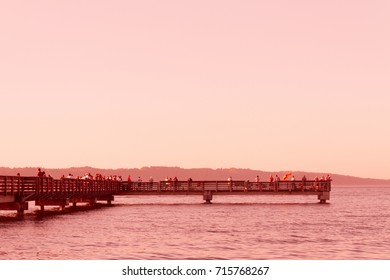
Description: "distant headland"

(0, 166), (389, 185)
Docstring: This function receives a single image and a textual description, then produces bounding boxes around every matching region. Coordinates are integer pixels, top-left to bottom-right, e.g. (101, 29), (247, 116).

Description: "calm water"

(1, 186), (389, 260)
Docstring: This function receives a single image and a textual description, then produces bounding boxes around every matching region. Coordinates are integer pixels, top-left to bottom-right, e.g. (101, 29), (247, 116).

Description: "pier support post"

(203, 191), (213, 204)
(17, 208), (25, 218)
(318, 192), (330, 203)
(15, 201), (28, 218)
(35, 199), (69, 212)
(0, 196), (28, 217)
(96, 195), (114, 205)
(0, 201), (28, 218)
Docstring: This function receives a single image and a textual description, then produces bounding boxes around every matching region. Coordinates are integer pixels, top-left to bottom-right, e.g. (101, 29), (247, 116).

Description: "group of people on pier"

(257, 174), (332, 191)
(61, 173), (124, 181)
(36, 168), (126, 182)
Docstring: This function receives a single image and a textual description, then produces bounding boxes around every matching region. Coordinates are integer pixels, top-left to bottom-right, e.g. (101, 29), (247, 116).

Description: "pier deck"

(1, 175), (331, 217)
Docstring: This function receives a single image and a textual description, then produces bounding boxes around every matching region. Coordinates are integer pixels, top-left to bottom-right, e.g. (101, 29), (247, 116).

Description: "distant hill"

(1, 166), (389, 185)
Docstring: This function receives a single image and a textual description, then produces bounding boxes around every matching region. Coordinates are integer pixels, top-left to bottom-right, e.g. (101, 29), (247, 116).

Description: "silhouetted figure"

(291, 175), (296, 191)
(228, 176), (233, 190)
(37, 168), (44, 177)
(314, 176), (319, 190)
(275, 175), (280, 191)
(255, 175), (260, 190)
(269, 175), (274, 188)
(187, 177), (193, 190)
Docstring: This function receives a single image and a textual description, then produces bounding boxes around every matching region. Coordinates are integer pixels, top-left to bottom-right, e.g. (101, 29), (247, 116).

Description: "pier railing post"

(10, 177), (14, 195)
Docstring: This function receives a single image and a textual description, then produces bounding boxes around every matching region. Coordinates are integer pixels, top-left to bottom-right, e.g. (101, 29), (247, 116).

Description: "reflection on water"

(1, 186), (390, 259)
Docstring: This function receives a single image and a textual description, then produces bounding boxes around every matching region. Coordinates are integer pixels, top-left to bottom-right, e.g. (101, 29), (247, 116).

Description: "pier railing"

(0, 176), (121, 199)
(119, 180), (331, 193)
(1, 176), (331, 198)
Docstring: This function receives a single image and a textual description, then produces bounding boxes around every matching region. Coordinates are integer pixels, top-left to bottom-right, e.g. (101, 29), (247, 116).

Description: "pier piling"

(203, 191), (213, 203)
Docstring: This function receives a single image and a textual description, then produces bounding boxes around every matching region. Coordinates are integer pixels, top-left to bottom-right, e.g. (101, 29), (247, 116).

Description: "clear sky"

(1, 0), (389, 179)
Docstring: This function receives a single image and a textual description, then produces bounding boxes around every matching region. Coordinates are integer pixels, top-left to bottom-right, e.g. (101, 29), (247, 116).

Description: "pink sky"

(1, 0), (389, 179)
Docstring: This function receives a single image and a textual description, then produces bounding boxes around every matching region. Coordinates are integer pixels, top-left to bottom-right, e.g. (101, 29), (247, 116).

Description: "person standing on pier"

(320, 175), (326, 190)
(269, 175), (274, 189)
(301, 175), (307, 191)
(275, 175), (280, 192)
(325, 174), (332, 191)
(314, 176), (319, 190)
(187, 177), (193, 190)
(255, 175), (260, 190)
(228, 176), (233, 190)
(291, 175), (296, 191)
(37, 168), (44, 177)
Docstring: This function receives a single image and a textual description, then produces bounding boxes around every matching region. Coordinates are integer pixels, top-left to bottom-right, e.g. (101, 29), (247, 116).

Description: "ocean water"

(0, 186), (389, 260)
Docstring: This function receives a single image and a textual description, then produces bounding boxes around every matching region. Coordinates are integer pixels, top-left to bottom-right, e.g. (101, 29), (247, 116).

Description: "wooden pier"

(1, 175), (331, 217)
(0, 176), (120, 217)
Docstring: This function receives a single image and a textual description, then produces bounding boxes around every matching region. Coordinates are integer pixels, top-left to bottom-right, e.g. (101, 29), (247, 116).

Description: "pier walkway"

(1, 175), (331, 217)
